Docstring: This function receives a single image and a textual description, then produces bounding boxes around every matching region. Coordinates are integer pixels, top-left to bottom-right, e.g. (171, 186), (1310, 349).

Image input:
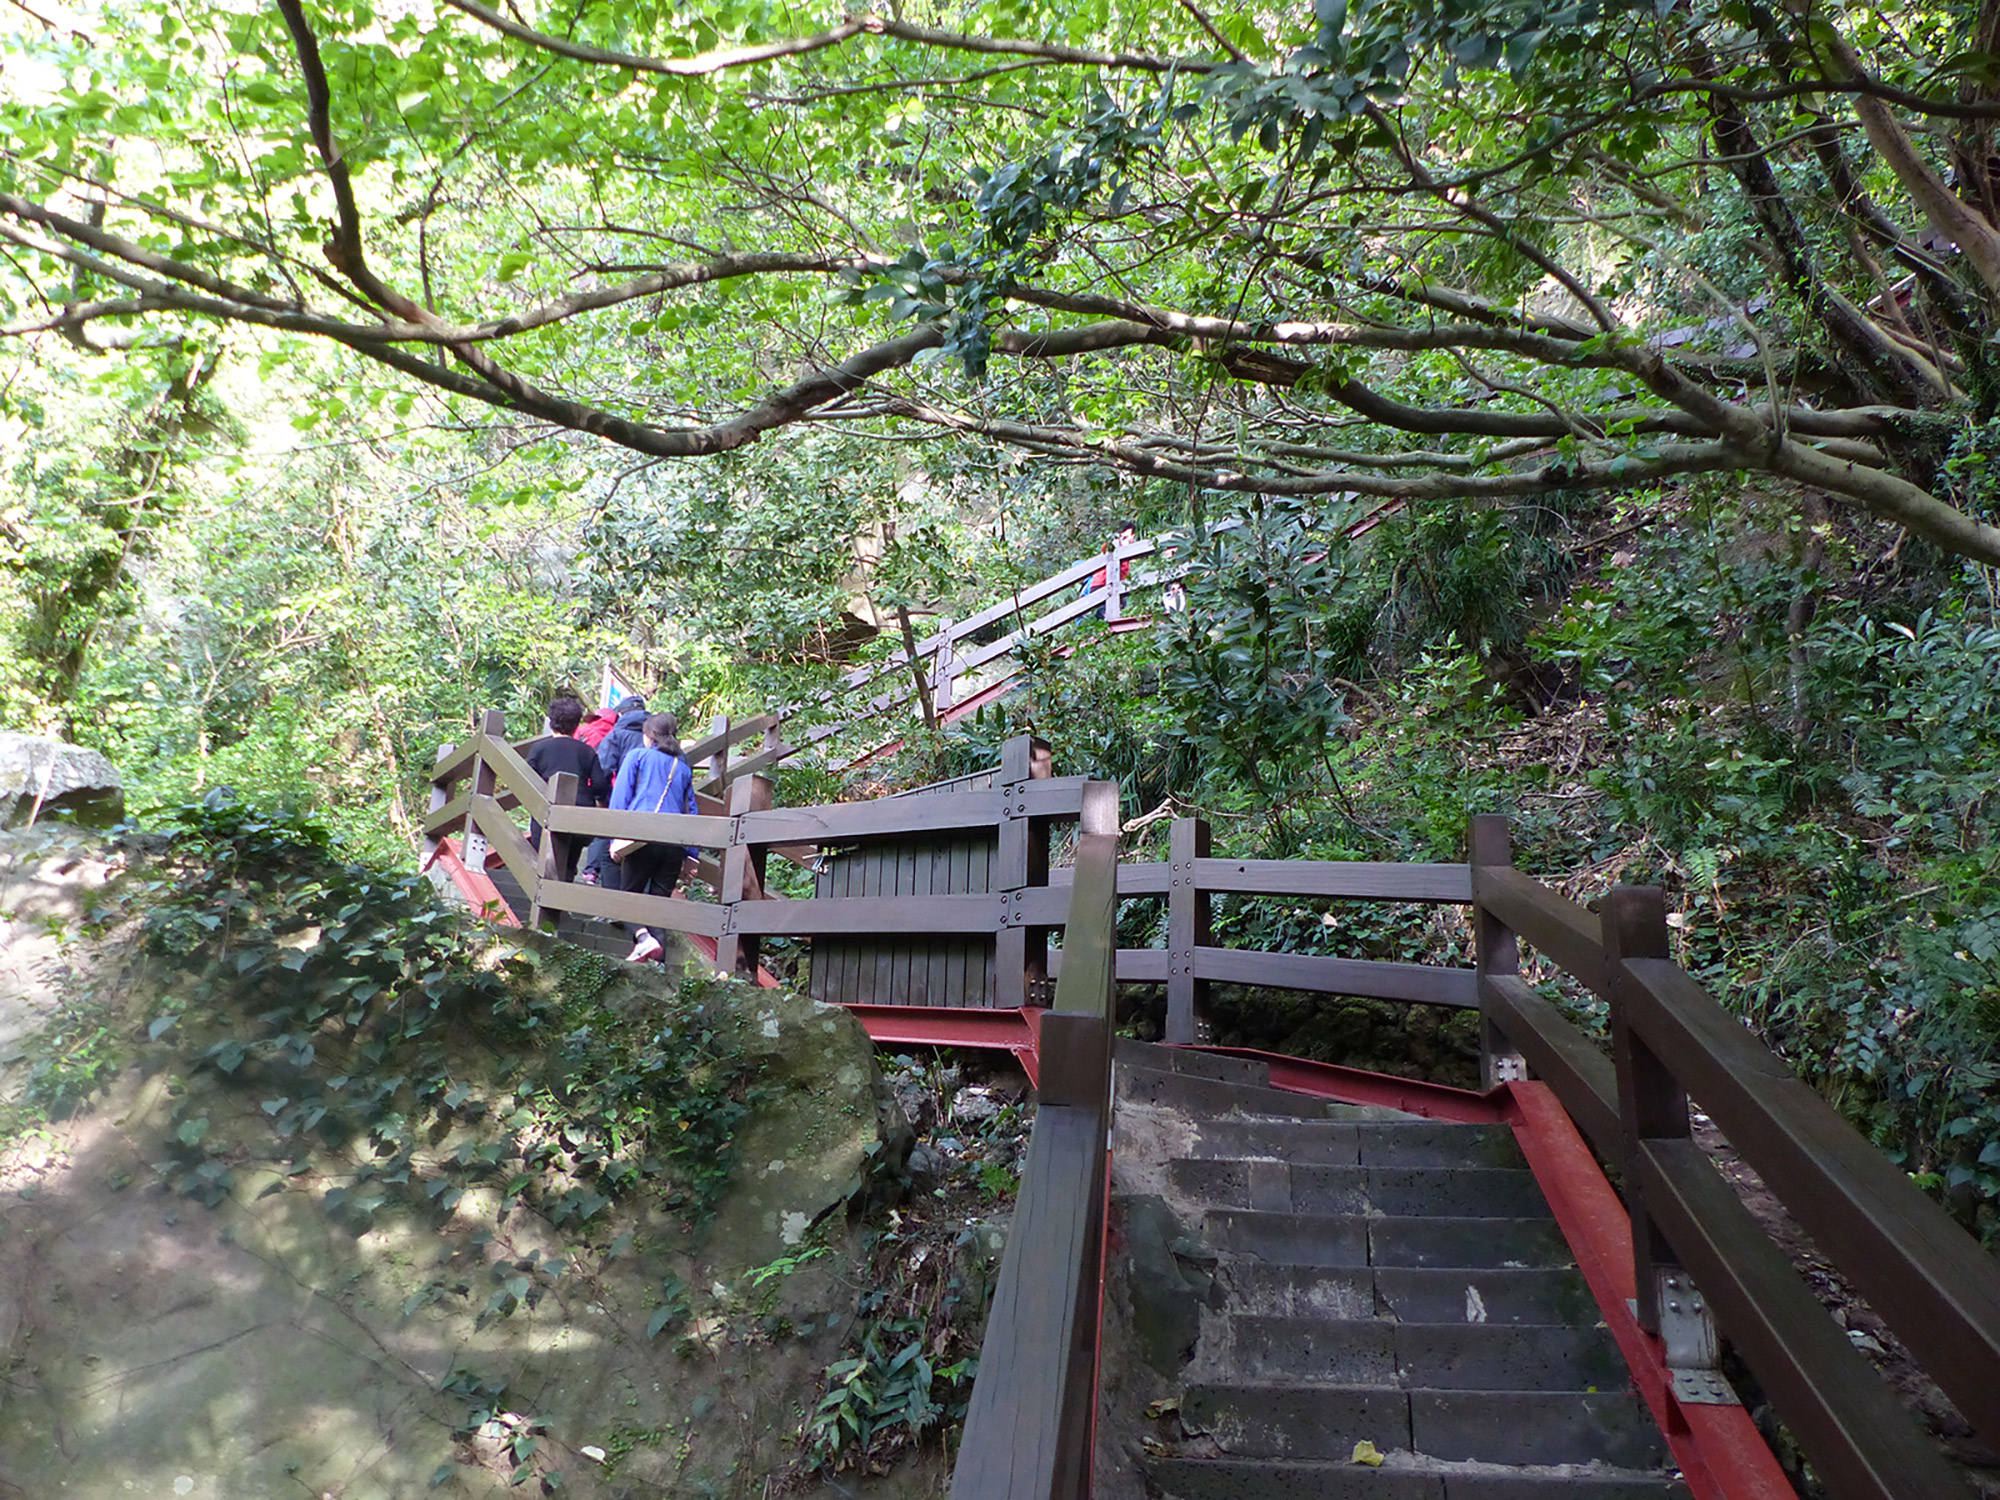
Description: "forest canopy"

(7, 0), (2000, 565)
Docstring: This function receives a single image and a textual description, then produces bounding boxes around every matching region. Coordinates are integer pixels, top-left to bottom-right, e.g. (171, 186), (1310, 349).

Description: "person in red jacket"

(1081, 523), (1139, 602)
(577, 701), (619, 749)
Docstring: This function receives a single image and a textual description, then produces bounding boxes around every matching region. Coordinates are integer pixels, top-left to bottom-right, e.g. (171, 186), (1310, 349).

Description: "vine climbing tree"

(7, 0), (2000, 563)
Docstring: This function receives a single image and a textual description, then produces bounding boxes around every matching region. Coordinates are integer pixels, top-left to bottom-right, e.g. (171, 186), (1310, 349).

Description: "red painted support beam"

(844, 1003), (1043, 1086)
(1202, 1045), (1505, 1123)
(1503, 1080), (1795, 1500)
(425, 837), (519, 928)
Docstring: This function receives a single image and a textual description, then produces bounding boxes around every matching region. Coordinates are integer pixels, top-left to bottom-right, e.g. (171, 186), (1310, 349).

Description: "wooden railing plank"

(681, 712), (778, 768)
(742, 792), (1007, 846)
(536, 878), (726, 938)
(1195, 857), (1472, 902)
(1623, 956), (2000, 1444)
(429, 738), (481, 786)
(544, 805), (734, 845)
(1472, 864), (1610, 998)
(1479, 973), (1620, 1158)
(478, 736), (550, 825)
(470, 795), (540, 897)
(947, 1105), (1100, 1500)
(422, 789), (471, 838)
(733, 893), (1003, 937)
(1639, 1138), (1981, 1500)
(1194, 948), (1478, 1007)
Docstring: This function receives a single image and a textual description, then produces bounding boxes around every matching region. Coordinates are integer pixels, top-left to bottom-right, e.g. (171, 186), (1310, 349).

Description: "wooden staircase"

(1101, 1041), (1687, 1500)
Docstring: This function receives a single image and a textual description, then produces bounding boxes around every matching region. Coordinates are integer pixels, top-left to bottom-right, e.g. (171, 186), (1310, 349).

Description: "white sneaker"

(626, 935), (664, 963)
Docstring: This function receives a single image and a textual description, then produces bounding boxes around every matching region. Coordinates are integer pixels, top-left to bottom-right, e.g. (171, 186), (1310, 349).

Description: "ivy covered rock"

(0, 806), (939, 1499)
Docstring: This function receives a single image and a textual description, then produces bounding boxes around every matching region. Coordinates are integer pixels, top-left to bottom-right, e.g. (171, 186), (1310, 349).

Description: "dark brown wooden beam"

(537, 877), (726, 939)
(1479, 974), (1619, 1156)
(1472, 864), (1610, 998)
(1195, 857), (1472, 901)
(1638, 1138), (1981, 1500)
(1193, 947), (1478, 1007)
(544, 805), (734, 845)
(1622, 955), (2000, 1444)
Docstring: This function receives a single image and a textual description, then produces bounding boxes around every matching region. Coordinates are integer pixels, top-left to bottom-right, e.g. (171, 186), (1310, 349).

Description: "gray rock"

(906, 1141), (947, 1189)
(0, 734), (124, 829)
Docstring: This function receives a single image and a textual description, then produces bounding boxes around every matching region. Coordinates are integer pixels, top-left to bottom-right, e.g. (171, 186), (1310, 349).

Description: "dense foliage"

(2, 0), (1999, 1238)
(11, 0), (2000, 564)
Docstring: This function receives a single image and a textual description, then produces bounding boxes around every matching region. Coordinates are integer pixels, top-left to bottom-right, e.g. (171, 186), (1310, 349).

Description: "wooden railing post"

(995, 734), (1054, 1009)
(704, 714), (730, 786)
(531, 770), (579, 931)
(1603, 884), (1688, 1335)
(423, 741), (454, 863)
(1469, 814), (1526, 1089)
(460, 709), (506, 870)
(1165, 816), (1211, 1046)
(716, 772), (773, 978)
(933, 619), (956, 713)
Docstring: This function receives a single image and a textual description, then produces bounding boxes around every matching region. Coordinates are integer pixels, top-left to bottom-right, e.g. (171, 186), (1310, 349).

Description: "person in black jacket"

(524, 695), (609, 883)
(579, 694), (648, 884)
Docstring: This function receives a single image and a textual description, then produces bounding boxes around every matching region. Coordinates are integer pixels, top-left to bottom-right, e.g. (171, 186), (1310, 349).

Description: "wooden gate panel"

(808, 831), (998, 1008)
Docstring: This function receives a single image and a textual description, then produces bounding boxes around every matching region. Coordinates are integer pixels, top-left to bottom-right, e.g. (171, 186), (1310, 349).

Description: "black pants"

(609, 843), (683, 942)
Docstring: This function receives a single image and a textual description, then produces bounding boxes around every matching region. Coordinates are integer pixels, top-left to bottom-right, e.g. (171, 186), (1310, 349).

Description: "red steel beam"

(844, 1003), (1043, 1086)
(1503, 1080), (1795, 1500)
(425, 837), (520, 928)
(1201, 1045), (1506, 1123)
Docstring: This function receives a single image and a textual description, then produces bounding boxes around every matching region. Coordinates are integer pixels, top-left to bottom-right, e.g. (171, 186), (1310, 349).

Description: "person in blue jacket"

(607, 712), (696, 963)
(578, 694), (649, 885)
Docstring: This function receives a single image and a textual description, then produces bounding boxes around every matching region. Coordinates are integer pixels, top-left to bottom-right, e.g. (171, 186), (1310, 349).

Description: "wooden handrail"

(951, 830), (1118, 1500)
(1470, 863), (1610, 998)
(1470, 818), (1996, 1500)
(1621, 955), (2000, 1445)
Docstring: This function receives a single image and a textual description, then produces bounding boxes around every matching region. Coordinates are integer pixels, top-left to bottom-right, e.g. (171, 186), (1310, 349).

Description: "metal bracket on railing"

(1632, 1269), (1740, 1406)
(1488, 1054), (1528, 1082)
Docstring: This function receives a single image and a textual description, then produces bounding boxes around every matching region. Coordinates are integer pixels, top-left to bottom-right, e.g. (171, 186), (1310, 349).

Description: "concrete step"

(1370, 1216), (1573, 1271)
(1169, 1161), (1549, 1219)
(1183, 1384), (1668, 1469)
(1373, 1267), (1600, 1327)
(1117, 1064), (1368, 1122)
(1118, 1039), (1272, 1087)
(1411, 1389), (1670, 1469)
(1220, 1319), (1627, 1391)
(1218, 1264), (1378, 1319)
(1184, 1119), (1525, 1170)
(1204, 1212), (1573, 1271)
(1216, 1265), (1600, 1327)
(1147, 1458), (1689, 1500)
(1180, 1383), (1411, 1458)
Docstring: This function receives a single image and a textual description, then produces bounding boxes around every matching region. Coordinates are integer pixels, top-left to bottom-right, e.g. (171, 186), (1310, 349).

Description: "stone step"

(1117, 1064), (1369, 1122)
(1185, 1119), (1525, 1170)
(1118, 1039), (1272, 1088)
(1217, 1264), (1377, 1320)
(1146, 1457), (1689, 1500)
(1169, 1161), (1550, 1219)
(1182, 1384), (1669, 1469)
(1221, 1319), (1627, 1391)
(1373, 1267), (1600, 1327)
(1205, 1212), (1574, 1271)
(1216, 1265), (1601, 1327)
